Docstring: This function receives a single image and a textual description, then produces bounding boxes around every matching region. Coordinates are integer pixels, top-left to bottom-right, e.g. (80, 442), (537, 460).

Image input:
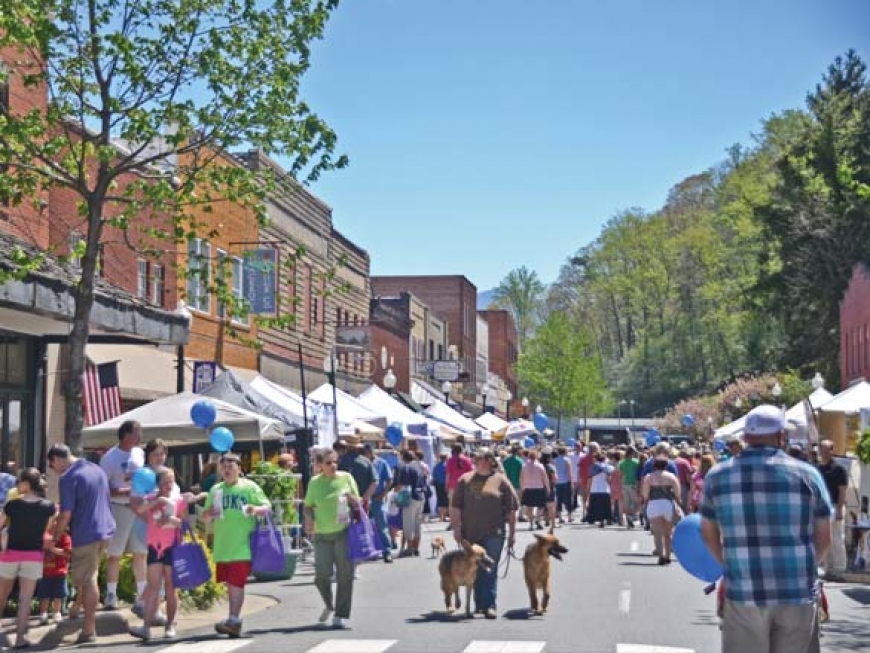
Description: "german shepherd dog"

(522, 527), (569, 615)
(431, 535), (447, 558)
(438, 540), (495, 618)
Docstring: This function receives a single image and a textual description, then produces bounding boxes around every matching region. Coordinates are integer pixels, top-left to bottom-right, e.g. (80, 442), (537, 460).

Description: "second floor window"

(231, 256), (248, 325)
(137, 260), (148, 298)
(152, 264), (164, 305)
(187, 238), (210, 313)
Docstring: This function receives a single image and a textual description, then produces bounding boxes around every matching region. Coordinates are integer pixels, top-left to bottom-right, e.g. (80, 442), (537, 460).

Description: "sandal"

(75, 632), (97, 644)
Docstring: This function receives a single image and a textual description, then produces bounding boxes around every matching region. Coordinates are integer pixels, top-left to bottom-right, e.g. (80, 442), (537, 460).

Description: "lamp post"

(481, 384), (490, 413)
(812, 372), (825, 390)
(383, 368), (397, 394)
(505, 390), (512, 420)
(629, 399), (636, 428)
(322, 351), (340, 443)
(521, 397), (529, 418)
(772, 381), (782, 410)
(618, 399), (625, 427)
(441, 380), (452, 405)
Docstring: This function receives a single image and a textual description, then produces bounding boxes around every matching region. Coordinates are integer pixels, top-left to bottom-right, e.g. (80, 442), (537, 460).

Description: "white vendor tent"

(249, 375), (314, 424)
(504, 418), (536, 440)
(714, 416), (747, 441)
(784, 386), (834, 422)
(81, 392), (284, 449)
(476, 412), (509, 433)
(424, 399), (484, 438)
(309, 383), (388, 428)
(818, 380), (870, 414)
(356, 385), (428, 436)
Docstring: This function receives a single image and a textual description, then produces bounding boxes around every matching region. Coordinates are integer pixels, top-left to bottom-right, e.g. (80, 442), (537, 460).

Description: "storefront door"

(0, 394), (31, 469)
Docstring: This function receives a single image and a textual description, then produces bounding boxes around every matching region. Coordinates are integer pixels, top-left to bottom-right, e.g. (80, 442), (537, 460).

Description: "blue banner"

(243, 248), (277, 315)
(193, 361), (217, 393)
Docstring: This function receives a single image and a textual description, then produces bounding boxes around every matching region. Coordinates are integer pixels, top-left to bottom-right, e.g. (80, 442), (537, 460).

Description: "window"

(231, 256), (248, 325)
(152, 264), (164, 305)
(187, 238), (210, 313)
(136, 260), (149, 298)
(438, 344), (444, 361)
(216, 249), (227, 319)
(0, 60), (8, 114)
(69, 232), (84, 269)
(429, 340), (435, 361)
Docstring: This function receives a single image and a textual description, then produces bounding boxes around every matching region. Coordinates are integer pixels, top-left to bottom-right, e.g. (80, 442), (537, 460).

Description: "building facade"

(479, 309), (518, 398)
(840, 263), (870, 386)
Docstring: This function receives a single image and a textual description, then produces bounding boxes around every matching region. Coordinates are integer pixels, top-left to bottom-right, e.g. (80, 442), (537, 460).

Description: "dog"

(438, 540), (495, 618)
(522, 527), (569, 615)
(431, 536), (447, 558)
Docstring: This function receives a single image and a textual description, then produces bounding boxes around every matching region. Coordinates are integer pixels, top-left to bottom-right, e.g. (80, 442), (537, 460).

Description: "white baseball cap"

(743, 405), (786, 436)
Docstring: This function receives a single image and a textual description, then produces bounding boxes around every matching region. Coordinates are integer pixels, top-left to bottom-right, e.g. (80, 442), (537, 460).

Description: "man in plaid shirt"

(700, 404), (832, 653)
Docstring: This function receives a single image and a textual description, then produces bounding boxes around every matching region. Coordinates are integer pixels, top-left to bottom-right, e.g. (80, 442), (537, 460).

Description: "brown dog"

(431, 536), (447, 558)
(523, 527), (568, 615)
(438, 540), (494, 618)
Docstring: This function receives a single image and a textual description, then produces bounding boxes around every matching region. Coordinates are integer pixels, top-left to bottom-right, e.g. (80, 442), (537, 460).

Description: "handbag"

(172, 521), (212, 590)
(347, 509), (381, 563)
(250, 513), (286, 574)
(394, 488), (411, 508)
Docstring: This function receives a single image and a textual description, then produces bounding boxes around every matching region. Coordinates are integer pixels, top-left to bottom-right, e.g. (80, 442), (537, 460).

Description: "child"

(129, 466), (186, 641)
(36, 514), (71, 625)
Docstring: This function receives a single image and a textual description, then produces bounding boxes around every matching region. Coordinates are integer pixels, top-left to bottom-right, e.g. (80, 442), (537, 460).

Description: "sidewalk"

(0, 593), (277, 650)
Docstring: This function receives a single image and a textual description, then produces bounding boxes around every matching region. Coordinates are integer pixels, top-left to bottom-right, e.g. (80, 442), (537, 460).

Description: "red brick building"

(840, 263), (870, 385)
(371, 275), (478, 392)
(479, 309), (518, 397)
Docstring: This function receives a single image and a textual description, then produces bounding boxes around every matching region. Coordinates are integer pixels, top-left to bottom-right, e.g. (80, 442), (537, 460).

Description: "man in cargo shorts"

(49, 444), (115, 645)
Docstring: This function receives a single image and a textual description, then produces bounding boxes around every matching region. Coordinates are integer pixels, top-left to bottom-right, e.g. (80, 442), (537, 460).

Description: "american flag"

(83, 361), (122, 425)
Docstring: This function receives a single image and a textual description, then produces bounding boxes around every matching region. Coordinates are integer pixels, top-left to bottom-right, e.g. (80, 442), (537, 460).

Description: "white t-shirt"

(566, 453), (580, 483)
(99, 445), (145, 504)
(589, 463), (613, 494)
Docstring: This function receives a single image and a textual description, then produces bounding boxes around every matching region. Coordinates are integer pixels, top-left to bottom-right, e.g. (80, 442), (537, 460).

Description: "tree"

(516, 312), (610, 430)
(0, 0), (347, 453)
(489, 265), (545, 350)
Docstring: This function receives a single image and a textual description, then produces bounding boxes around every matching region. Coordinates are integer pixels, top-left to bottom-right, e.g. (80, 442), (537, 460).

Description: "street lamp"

(521, 397), (529, 418)
(481, 384), (490, 412)
(441, 380), (452, 405)
(383, 368), (397, 394)
(812, 372), (825, 390)
(629, 399), (636, 427)
(535, 404), (542, 414)
(771, 382), (782, 399)
(618, 399), (625, 427)
(505, 390), (512, 420)
(322, 352), (340, 443)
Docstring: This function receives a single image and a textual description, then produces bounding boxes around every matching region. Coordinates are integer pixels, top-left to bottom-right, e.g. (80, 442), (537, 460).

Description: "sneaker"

(413, 549), (420, 557)
(383, 552), (393, 563)
(74, 632), (96, 645)
(128, 625), (151, 641)
(151, 610), (168, 627)
(103, 592), (118, 610)
(484, 608), (497, 619)
(165, 625), (177, 639)
(332, 616), (346, 629)
(214, 619), (241, 638)
(38, 613), (48, 626)
(52, 612), (63, 623)
(318, 607), (333, 623)
(131, 602), (144, 618)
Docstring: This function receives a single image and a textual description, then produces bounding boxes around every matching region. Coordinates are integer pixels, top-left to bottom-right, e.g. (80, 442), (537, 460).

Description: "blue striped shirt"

(700, 446), (832, 606)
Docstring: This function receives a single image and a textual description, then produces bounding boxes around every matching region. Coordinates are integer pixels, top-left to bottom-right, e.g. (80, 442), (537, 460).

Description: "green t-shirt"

(618, 458), (640, 487)
(204, 478), (269, 563)
(303, 471), (359, 535)
(502, 455), (523, 489)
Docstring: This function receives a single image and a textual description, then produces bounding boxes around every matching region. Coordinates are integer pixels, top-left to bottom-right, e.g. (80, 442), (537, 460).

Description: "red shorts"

(216, 561), (251, 588)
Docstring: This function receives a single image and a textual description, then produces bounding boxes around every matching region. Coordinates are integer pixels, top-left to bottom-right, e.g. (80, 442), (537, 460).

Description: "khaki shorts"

(0, 560), (43, 581)
(107, 503), (147, 556)
(70, 541), (107, 587)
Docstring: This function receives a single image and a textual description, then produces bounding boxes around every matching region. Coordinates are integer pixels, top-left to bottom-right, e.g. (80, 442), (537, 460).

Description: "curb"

(1, 593), (278, 649)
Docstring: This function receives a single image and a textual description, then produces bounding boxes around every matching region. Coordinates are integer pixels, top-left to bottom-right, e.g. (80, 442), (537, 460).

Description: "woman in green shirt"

(303, 449), (360, 629)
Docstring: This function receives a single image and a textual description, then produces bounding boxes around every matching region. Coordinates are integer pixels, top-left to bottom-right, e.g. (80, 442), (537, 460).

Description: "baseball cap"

(743, 405), (786, 436)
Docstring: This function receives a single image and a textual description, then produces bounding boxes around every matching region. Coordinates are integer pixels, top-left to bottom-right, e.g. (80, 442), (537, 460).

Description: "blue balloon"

(131, 467), (156, 495)
(681, 414), (696, 428)
(190, 400), (217, 428)
(713, 439), (726, 452)
(209, 426), (234, 453)
(533, 412), (549, 432)
(645, 432), (661, 447)
(566, 438), (577, 448)
(672, 514), (724, 583)
(523, 437), (536, 449)
(385, 423), (403, 448)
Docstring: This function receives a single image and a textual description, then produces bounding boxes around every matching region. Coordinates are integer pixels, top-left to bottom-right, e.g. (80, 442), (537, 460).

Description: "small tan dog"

(431, 536), (447, 558)
(522, 527), (569, 615)
(438, 540), (494, 618)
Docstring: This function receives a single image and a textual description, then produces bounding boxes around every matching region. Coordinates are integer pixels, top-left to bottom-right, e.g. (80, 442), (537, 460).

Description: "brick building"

(840, 263), (870, 385)
(479, 309), (518, 397)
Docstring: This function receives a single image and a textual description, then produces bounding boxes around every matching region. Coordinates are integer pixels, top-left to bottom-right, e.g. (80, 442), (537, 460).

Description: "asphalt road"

(78, 519), (870, 653)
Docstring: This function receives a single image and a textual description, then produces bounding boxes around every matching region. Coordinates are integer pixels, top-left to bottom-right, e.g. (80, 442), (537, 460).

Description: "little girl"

(36, 514), (71, 625)
(129, 466), (186, 640)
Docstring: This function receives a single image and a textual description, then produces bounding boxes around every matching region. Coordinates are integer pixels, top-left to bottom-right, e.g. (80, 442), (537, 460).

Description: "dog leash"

(499, 543), (524, 579)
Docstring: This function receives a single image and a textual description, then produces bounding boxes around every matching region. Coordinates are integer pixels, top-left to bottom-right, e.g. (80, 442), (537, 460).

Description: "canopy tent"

(428, 420), (463, 441)
(504, 419), (536, 440)
(423, 399), (484, 438)
(356, 385), (428, 436)
(714, 415), (747, 441)
(199, 371), (308, 430)
(81, 391), (284, 449)
(714, 386), (837, 441)
(475, 412), (509, 433)
(818, 381), (870, 414)
(308, 383), (388, 428)
(411, 379), (447, 407)
(249, 375), (314, 425)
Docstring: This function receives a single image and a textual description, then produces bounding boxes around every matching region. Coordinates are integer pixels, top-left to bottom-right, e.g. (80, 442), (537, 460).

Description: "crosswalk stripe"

(463, 642), (546, 653)
(158, 641), (252, 653)
(616, 645), (695, 653)
(306, 639), (397, 653)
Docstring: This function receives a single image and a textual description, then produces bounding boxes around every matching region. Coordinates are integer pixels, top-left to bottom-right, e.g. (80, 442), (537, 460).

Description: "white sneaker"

(165, 624), (177, 639)
(128, 625), (151, 640)
(332, 616), (346, 629)
(104, 592), (118, 610)
(38, 613), (48, 626)
(318, 607), (333, 623)
(52, 612), (63, 623)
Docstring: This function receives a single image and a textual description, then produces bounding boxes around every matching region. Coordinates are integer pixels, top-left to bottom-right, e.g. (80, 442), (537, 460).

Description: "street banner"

(193, 361), (217, 394)
(243, 248), (277, 315)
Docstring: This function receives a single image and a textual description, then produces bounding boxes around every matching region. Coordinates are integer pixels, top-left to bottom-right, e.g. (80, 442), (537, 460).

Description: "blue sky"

(303, 0), (870, 291)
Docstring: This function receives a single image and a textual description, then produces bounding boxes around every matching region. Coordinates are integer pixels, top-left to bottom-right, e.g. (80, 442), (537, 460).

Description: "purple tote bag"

(347, 509), (381, 563)
(172, 522), (212, 590)
(250, 513), (286, 574)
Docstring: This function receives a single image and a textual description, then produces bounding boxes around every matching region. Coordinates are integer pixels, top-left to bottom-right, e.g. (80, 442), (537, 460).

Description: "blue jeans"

(473, 534), (505, 612)
(369, 499), (391, 554)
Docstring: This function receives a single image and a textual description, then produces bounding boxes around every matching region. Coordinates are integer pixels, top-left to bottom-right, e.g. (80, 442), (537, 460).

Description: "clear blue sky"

(303, 0), (870, 291)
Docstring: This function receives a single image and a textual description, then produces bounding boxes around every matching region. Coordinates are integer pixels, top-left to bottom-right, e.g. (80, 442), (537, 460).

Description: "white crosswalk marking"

(306, 639), (397, 653)
(158, 641), (252, 653)
(463, 642), (546, 653)
(616, 645), (695, 653)
(630, 541), (639, 552)
(619, 582), (632, 614)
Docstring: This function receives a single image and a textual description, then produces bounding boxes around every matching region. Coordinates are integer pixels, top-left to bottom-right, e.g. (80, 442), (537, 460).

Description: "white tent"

(714, 416), (746, 441)
(476, 412), (509, 433)
(356, 385), (428, 436)
(505, 419), (536, 440)
(715, 386), (837, 441)
(81, 392), (284, 449)
(424, 399), (484, 438)
(249, 375), (313, 424)
(308, 383), (387, 428)
(818, 381), (870, 414)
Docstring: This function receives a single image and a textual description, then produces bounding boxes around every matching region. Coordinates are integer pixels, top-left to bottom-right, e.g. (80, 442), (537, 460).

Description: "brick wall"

(479, 309), (518, 396)
(840, 264), (870, 385)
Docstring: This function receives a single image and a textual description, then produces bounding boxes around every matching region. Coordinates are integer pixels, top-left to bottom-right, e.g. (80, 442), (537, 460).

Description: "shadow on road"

(689, 609), (720, 628)
(406, 611), (472, 624)
(842, 587), (870, 605)
(616, 553), (655, 558)
(619, 561), (661, 567)
(246, 624), (337, 636)
(819, 619), (870, 650)
(501, 608), (535, 620)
